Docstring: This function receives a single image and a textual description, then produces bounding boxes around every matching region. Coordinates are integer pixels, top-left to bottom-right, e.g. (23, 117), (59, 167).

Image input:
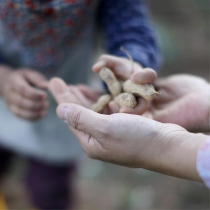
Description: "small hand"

(2, 69), (49, 121)
(92, 54), (157, 83)
(92, 55), (157, 115)
(145, 74), (210, 132)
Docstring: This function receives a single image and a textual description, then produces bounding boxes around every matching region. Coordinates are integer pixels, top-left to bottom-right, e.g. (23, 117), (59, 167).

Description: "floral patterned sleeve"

(196, 137), (210, 188)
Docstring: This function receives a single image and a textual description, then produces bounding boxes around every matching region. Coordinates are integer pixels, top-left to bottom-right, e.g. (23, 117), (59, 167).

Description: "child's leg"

(25, 158), (76, 210)
(0, 147), (14, 178)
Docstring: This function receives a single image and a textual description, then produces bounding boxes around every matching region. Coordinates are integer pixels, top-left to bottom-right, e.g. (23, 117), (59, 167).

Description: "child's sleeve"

(196, 137), (210, 188)
(98, 0), (162, 71)
(0, 54), (7, 64)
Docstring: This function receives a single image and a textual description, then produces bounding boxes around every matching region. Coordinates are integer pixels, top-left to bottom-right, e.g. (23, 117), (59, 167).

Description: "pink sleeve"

(196, 137), (210, 188)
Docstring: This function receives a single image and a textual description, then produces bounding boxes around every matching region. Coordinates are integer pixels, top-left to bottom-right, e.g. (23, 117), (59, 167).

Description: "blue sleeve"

(98, 0), (162, 71)
(0, 55), (7, 64)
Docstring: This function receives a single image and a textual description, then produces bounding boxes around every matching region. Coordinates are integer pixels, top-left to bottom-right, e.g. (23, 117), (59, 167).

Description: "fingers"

(49, 78), (79, 104)
(152, 78), (175, 104)
(93, 55), (157, 84)
(13, 76), (47, 100)
(108, 98), (150, 115)
(109, 101), (120, 114)
(120, 98), (150, 115)
(6, 89), (49, 110)
(92, 55), (135, 80)
(4, 86), (48, 120)
(69, 86), (92, 108)
(10, 104), (46, 121)
(77, 85), (99, 101)
(130, 68), (157, 84)
(24, 70), (48, 89)
(56, 103), (109, 138)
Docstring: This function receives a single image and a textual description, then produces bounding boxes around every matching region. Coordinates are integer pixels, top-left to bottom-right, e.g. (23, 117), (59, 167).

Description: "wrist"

(0, 65), (13, 95)
(158, 130), (207, 181)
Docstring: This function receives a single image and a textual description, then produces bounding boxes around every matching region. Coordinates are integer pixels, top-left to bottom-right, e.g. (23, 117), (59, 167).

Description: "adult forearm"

(141, 130), (207, 181)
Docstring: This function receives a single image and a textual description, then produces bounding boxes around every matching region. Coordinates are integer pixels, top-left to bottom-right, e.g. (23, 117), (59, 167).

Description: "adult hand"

(92, 55), (157, 115)
(50, 77), (207, 181)
(145, 74), (210, 132)
(1, 67), (48, 121)
(49, 78), (113, 114)
(56, 103), (206, 181)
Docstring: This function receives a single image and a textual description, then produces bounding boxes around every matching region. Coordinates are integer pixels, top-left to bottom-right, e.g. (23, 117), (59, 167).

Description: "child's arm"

(97, 0), (161, 71)
(94, 0), (161, 114)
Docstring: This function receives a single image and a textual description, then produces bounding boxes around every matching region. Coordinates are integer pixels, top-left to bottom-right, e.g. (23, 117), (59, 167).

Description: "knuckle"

(68, 110), (82, 131)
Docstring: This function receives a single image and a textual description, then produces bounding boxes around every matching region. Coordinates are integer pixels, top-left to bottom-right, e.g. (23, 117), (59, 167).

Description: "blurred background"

(1, 0), (209, 209)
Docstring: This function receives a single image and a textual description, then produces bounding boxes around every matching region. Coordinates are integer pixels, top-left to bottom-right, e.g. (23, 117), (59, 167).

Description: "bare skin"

(92, 55), (157, 115)
(81, 54), (210, 133)
(49, 77), (208, 182)
(0, 65), (48, 121)
(144, 75), (210, 132)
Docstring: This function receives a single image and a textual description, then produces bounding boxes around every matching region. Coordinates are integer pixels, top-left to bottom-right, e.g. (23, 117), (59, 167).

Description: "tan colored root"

(115, 93), (137, 108)
(99, 68), (122, 96)
(123, 80), (159, 101)
(91, 94), (112, 113)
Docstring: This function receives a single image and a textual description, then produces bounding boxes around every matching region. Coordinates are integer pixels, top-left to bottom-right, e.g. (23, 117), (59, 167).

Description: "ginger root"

(123, 80), (159, 101)
(99, 68), (122, 96)
(92, 67), (158, 113)
(91, 94), (112, 113)
(92, 49), (159, 113)
(115, 93), (137, 108)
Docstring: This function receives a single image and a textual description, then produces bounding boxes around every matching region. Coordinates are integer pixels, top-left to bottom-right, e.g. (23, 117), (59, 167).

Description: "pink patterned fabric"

(0, 0), (97, 71)
(196, 136), (210, 188)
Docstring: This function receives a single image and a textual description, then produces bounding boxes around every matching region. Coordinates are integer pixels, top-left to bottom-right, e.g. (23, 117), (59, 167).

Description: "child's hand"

(92, 55), (157, 115)
(2, 68), (48, 121)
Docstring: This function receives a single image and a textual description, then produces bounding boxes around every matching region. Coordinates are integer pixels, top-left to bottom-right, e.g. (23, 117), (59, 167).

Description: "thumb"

(49, 77), (79, 104)
(56, 103), (108, 137)
(130, 68), (157, 84)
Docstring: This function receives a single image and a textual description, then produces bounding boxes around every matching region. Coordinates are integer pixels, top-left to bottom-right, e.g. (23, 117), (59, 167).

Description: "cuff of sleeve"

(196, 136), (210, 188)
(109, 44), (161, 72)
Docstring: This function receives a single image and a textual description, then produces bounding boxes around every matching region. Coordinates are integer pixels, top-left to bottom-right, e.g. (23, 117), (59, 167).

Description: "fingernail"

(57, 106), (68, 120)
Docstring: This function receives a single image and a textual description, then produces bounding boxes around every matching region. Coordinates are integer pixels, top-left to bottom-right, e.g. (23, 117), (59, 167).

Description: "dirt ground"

(1, 0), (210, 209)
